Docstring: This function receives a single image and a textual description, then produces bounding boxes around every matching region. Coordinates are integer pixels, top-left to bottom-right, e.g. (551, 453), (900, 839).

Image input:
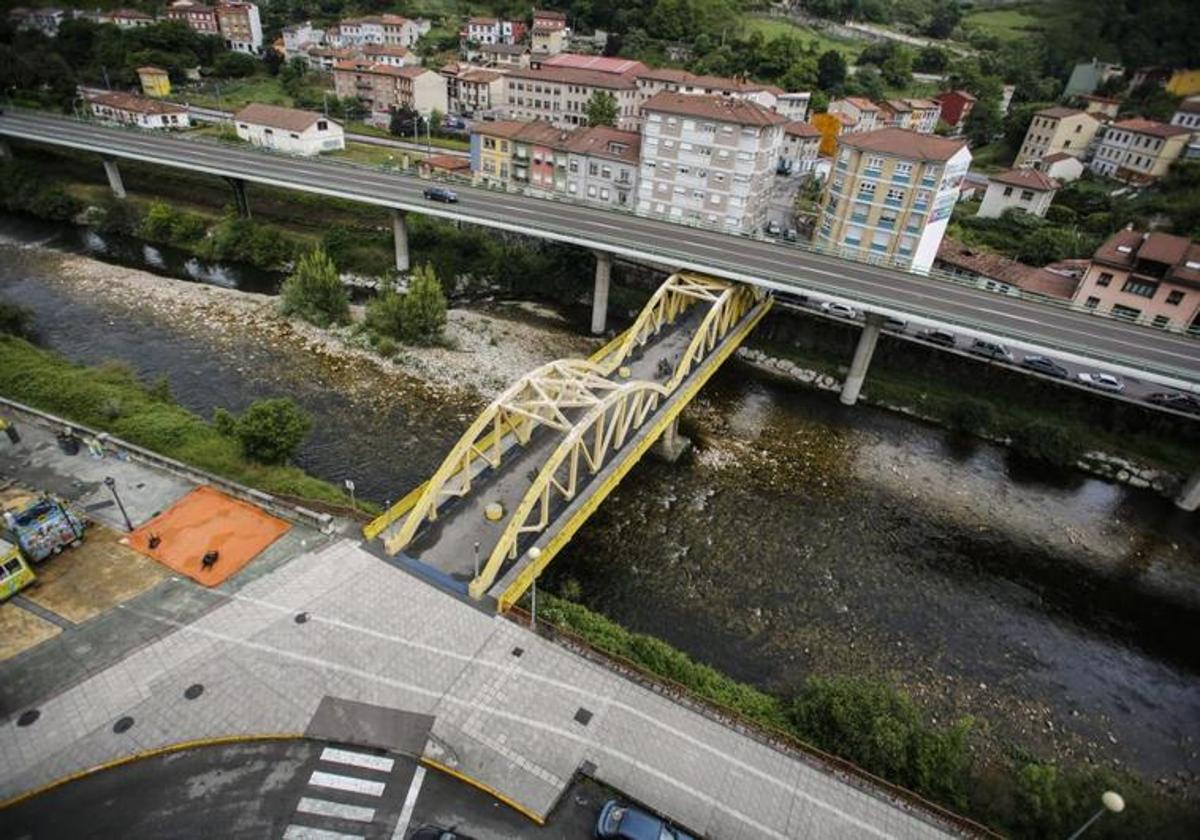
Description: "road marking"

(308, 771), (386, 797)
(390, 766), (426, 840)
(296, 797), (377, 823)
(282, 826), (365, 840)
(319, 747), (395, 773)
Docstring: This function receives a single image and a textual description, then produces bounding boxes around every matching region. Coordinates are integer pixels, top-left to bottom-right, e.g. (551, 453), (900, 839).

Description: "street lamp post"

(1066, 791), (1125, 840)
(528, 546), (541, 628)
(104, 476), (133, 532)
(344, 478), (356, 512)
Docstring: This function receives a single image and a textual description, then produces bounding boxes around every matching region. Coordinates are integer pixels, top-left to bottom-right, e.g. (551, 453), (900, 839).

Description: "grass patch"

(962, 2), (1075, 42)
(741, 15), (865, 59)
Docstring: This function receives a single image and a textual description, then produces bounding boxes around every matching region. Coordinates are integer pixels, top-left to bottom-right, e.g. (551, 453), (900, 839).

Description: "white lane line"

(282, 825), (365, 840)
(390, 766), (426, 840)
(319, 747), (395, 773)
(308, 771), (386, 798)
(296, 797), (377, 823)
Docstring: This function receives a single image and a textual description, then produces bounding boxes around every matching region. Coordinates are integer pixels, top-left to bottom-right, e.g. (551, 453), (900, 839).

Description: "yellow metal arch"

(665, 282), (764, 391)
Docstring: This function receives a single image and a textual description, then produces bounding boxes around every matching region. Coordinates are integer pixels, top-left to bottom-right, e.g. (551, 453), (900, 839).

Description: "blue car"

(595, 800), (696, 840)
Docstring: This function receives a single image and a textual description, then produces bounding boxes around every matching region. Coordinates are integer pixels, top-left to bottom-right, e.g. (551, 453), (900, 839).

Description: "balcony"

(878, 218), (895, 230)
(892, 173), (910, 185)
(883, 198), (903, 209)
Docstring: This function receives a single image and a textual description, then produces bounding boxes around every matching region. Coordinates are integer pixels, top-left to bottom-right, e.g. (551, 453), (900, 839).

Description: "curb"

(420, 757), (546, 825)
(0, 733), (303, 811)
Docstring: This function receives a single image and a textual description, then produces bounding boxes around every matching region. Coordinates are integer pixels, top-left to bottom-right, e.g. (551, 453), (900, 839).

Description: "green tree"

(586, 90), (619, 127)
(963, 98), (1001, 146)
(397, 263), (448, 343)
(914, 45), (948, 73)
(924, 0), (961, 39)
(212, 51), (258, 78)
(214, 398), (311, 465)
(880, 46), (913, 88)
(816, 50), (847, 91)
(0, 301), (35, 339)
(279, 246), (350, 327)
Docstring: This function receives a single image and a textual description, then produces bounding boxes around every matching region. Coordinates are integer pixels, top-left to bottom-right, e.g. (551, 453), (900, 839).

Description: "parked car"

(1020, 355), (1070, 379)
(919, 328), (956, 348)
(764, 221), (782, 237)
(968, 339), (1014, 362)
(423, 186), (458, 203)
(1146, 392), (1200, 413)
(882, 316), (907, 332)
(1077, 372), (1125, 393)
(409, 826), (473, 840)
(596, 800), (695, 840)
(783, 228), (799, 242)
(819, 301), (857, 319)
(774, 291), (808, 307)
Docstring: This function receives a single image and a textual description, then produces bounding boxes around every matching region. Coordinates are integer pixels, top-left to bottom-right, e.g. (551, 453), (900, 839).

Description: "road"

(3, 110), (1198, 392)
(0, 739), (610, 839)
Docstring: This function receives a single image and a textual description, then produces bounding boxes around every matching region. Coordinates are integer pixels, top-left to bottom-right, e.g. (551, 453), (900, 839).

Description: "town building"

(333, 61), (448, 119)
(419, 153), (471, 179)
(362, 44), (416, 67)
(816, 128), (970, 273)
(935, 238), (1079, 300)
(563, 126), (640, 209)
(8, 6), (66, 36)
(1169, 96), (1200, 159)
(136, 66), (171, 98)
(332, 16), (384, 47)
(531, 9), (568, 56)
(302, 46), (356, 72)
(1072, 230), (1200, 331)
(827, 97), (881, 133)
(904, 99), (941, 134)
(233, 103), (344, 155)
(1166, 69), (1200, 98)
(634, 68), (782, 111)
(380, 14), (427, 48)
(281, 21), (322, 58)
(107, 8), (155, 28)
(775, 92), (812, 122)
(1065, 58), (1125, 97)
(1036, 151), (1086, 183)
(504, 58), (647, 130)
(216, 1), (262, 54)
(1013, 106), (1100, 167)
(932, 89), (976, 134)
(86, 91), (190, 129)
(879, 100), (914, 130)
(443, 66), (505, 116)
(164, 1), (219, 35)
(477, 43), (530, 69)
(779, 121), (821, 176)
(1088, 117), (1189, 183)
(466, 17), (526, 45)
(1079, 94), (1120, 119)
(637, 92), (785, 234)
(977, 168), (1060, 219)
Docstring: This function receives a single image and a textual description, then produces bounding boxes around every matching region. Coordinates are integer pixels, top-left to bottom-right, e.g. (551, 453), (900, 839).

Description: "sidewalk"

(1, 536), (956, 839)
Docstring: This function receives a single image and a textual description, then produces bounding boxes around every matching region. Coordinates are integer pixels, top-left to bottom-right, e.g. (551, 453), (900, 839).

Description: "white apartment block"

(216, 1), (263, 54)
(1089, 117), (1190, 183)
(504, 65), (644, 130)
(775, 92), (812, 122)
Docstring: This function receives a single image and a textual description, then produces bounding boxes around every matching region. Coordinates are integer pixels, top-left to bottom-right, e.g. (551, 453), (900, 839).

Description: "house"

(333, 61), (448, 120)
(904, 99), (941, 134)
(379, 14), (427, 48)
(333, 16), (385, 47)
(780, 121), (821, 176)
(477, 43), (530, 69)
(531, 9), (568, 56)
(880, 100), (914, 130)
(9, 7), (66, 36)
(443, 66), (504, 116)
(233, 103), (344, 155)
(1089, 118), (1189, 183)
(216, 1), (262, 54)
(1064, 59), (1124, 97)
(1072, 230), (1200, 331)
(775, 92), (811, 122)
(362, 44), (416, 67)
(465, 17), (525, 46)
(977, 168), (1060, 219)
(811, 110), (855, 157)
(816, 128), (970, 273)
(137, 66), (171, 98)
(302, 46), (357, 72)
(1169, 96), (1200, 159)
(564, 126), (640, 209)
(634, 68), (783, 112)
(281, 21), (322, 58)
(637, 92), (786, 234)
(86, 91), (190, 129)
(503, 60), (646, 130)
(828, 97), (881, 133)
(107, 8), (155, 28)
(164, 1), (219, 35)
(1036, 151), (1085, 183)
(1013, 107), (1100, 167)
(932, 90), (976, 133)
(1079, 94), (1120, 119)
(935, 239), (1079, 300)
(419, 154), (471, 179)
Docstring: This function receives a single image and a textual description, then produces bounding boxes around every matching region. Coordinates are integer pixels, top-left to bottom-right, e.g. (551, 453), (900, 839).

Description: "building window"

(1002, 186), (1013, 197)
(1020, 189), (1035, 201)
(865, 155), (884, 174)
(1152, 315), (1171, 328)
(885, 188), (904, 207)
(857, 182), (876, 200)
(1111, 304), (1141, 321)
(1084, 296), (1100, 309)
(1121, 278), (1157, 298)
(851, 203), (869, 223)
(1166, 290), (1184, 305)
(1096, 272), (1113, 287)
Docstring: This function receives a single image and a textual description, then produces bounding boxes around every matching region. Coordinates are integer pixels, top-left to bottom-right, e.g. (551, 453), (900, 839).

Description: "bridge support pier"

(0, 139), (11, 160)
(225, 177), (250, 218)
(652, 417), (691, 462)
(839, 313), (883, 407)
(1176, 467), (1200, 512)
(102, 156), (126, 199)
(391, 209), (410, 273)
(591, 251), (611, 334)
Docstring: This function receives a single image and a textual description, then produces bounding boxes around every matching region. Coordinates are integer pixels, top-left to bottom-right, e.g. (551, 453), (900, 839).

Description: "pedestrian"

(0, 416), (18, 445)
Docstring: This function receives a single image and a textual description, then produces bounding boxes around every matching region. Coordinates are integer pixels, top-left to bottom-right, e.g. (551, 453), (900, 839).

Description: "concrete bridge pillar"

(1176, 467), (1200, 512)
(102, 156), (126, 199)
(225, 177), (250, 218)
(391, 209), (410, 273)
(591, 251), (612, 334)
(0, 139), (12, 160)
(652, 416), (691, 462)
(839, 312), (884, 407)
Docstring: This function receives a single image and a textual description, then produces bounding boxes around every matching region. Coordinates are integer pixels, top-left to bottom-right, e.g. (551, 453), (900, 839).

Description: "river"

(1, 214), (1197, 793)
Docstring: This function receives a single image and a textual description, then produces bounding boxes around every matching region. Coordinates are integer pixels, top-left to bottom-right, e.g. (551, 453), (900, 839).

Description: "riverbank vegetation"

(536, 590), (1200, 838)
(280, 246), (351, 328)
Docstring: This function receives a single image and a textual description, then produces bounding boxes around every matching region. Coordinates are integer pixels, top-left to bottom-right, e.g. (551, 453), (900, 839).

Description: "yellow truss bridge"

(364, 272), (772, 610)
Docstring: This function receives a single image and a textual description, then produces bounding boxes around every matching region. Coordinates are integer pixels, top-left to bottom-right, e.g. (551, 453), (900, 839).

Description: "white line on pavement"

(319, 747), (395, 774)
(390, 766), (426, 840)
(283, 825), (365, 840)
(308, 771), (386, 798)
(296, 797), (377, 823)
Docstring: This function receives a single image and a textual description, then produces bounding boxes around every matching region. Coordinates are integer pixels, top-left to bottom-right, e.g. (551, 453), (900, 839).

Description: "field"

(961, 1), (1075, 42)
(742, 16), (866, 59)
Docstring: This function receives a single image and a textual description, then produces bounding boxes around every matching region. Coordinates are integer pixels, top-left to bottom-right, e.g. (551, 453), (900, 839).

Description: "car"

(882, 316), (907, 332)
(409, 826), (474, 840)
(968, 339), (1014, 362)
(1146, 392), (1200, 413)
(423, 186), (458, 203)
(819, 301), (857, 319)
(1077, 372), (1125, 393)
(764, 221), (782, 237)
(1020, 355), (1070, 379)
(919, 328), (956, 348)
(774, 291), (808, 307)
(596, 800), (695, 840)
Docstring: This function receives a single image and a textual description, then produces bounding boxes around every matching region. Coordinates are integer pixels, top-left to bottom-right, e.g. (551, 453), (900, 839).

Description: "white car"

(1077, 372), (1125, 393)
(820, 302), (858, 319)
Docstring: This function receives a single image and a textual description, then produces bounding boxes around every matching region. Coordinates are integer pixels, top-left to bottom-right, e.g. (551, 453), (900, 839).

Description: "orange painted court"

(128, 486), (290, 586)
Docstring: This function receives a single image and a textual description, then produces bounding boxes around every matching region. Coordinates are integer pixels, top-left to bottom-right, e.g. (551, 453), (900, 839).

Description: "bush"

(0, 301), (35, 340)
(375, 336), (398, 358)
(214, 397), (311, 465)
(280, 246), (350, 327)
(96, 198), (143, 236)
(211, 52), (258, 78)
(366, 264), (447, 344)
(1008, 420), (1083, 467)
(947, 398), (996, 434)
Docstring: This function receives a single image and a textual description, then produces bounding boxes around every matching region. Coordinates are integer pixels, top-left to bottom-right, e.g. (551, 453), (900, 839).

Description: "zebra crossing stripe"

(296, 797), (377, 823)
(308, 770), (386, 797)
(319, 747), (395, 773)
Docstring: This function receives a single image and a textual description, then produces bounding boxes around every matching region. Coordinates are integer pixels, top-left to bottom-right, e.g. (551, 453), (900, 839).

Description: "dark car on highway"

(1020, 355), (1070, 379)
(423, 186), (459, 203)
(1146, 392), (1200, 414)
(968, 339), (1013, 362)
(919, 328), (956, 348)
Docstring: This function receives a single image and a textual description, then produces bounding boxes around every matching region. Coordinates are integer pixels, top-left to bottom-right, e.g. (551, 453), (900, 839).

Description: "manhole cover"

(294, 612), (309, 624)
(511, 647), (524, 658)
(184, 683), (204, 700)
(113, 716), (134, 734)
(16, 709), (40, 727)
(574, 707), (593, 726)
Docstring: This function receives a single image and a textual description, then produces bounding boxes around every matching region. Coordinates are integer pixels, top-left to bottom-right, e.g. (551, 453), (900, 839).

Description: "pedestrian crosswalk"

(282, 745), (410, 840)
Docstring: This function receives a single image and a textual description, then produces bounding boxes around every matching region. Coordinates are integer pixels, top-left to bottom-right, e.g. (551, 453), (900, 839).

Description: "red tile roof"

(636, 67), (782, 96)
(1092, 230), (1200, 286)
(936, 239), (1078, 300)
(542, 53), (647, 75)
(234, 103), (334, 133)
(87, 91), (186, 116)
(641, 91), (786, 127)
(784, 120), (821, 138)
(1109, 117), (1191, 139)
(990, 168), (1060, 191)
(1035, 106), (1090, 120)
(840, 127), (967, 162)
(565, 125), (640, 164)
(506, 65), (638, 90)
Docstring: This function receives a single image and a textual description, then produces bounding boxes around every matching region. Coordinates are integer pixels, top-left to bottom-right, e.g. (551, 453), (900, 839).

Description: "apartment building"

(329, 16), (383, 47)
(1014, 106), (1100, 167)
(164, 1), (219, 35)
(775, 92), (811, 122)
(8, 6), (66, 36)
(635, 69), (783, 111)
(362, 44), (416, 67)
(1170, 96), (1200, 159)
(504, 61), (645, 130)
(637, 92), (785, 234)
(107, 9), (154, 28)
(1072, 230), (1200, 331)
(1089, 117), (1190, 183)
(332, 60), (448, 118)
(879, 100), (914, 130)
(443, 65), (505, 116)
(216, 1), (262, 54)
(828, 97), (881, 133)
(380, 14), (426, 48)
(282, 21), (322, 57)
(932, 89), (975, 133)
(977, 168), (1060, 219)
(1036, 151), (1085, 183)
(563, 126), (640, 209)
(466, 17), (526, 45)
(905, 99), (941, 134)
(478, 43), (530, 68)
(86, 91), (190, 129)
(531, 9), (567, 56)
(779, 121), (821, 175)
(816, 128), (970, 272)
